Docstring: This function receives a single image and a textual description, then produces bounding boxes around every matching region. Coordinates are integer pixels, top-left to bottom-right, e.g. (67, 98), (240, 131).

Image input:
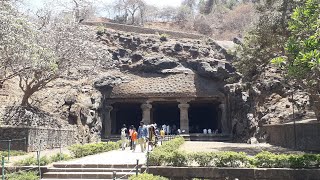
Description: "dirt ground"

(179, 141), (304, 156)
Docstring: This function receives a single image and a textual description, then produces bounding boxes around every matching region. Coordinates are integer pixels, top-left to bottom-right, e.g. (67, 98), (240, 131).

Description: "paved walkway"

(180, 141), (304, 155)
(55, 146), (147, 165)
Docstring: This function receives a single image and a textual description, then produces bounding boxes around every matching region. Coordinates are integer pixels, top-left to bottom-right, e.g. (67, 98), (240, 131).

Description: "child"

(131, 128), (138, 152)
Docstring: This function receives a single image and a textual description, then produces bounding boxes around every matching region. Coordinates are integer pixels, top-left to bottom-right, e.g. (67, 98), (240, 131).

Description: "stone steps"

(42, 163), (142, 180)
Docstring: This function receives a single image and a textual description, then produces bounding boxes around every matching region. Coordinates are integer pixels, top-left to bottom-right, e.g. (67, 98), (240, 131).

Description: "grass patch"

(5, 171), (39, 180)
(68, 141), (121, 158)
(0, 150), (27, 157)
(14, 153), (72, 166)
(148, 137), (320, 169)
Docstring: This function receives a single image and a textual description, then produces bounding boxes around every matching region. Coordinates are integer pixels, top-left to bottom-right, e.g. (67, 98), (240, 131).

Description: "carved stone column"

(178, 103), (190, 134)
(141, 103), (152, 125)
(219, 103), (228, 134)
(105, 106), (113, 137)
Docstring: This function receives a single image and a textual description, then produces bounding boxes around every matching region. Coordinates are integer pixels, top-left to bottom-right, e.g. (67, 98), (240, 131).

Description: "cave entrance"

(188, 102), (220, 133)
(152, 102), (180, 134)
(112, 103), (142, 135)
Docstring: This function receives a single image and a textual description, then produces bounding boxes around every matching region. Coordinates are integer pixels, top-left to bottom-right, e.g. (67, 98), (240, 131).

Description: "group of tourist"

(120, 121), (162, 152)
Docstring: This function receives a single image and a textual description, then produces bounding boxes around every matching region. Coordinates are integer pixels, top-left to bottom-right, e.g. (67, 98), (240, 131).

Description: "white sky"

(24, 0), (183, 9)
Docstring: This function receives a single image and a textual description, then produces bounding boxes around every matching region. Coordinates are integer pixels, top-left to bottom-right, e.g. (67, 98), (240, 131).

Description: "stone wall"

(262, 122), (320, 151)
(0, 126), (75, 152)
(143, 167), (320, 180)
(83, 21), (205, 39)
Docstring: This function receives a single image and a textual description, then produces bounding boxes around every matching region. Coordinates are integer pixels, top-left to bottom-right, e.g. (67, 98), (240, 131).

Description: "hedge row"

(68, 141), (121, 158)
(14, 153), (72, 166)
(149, 137), (320, 168)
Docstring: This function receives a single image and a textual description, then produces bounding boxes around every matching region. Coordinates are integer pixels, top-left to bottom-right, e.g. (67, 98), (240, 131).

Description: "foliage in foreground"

(5, 171), (39, 180)
(0, 150), (27, 157)
(14, 153), (71, 166)
(68, 141), (121, 158)
(149, 137), (320, 168)
(129, 173), (168, 180)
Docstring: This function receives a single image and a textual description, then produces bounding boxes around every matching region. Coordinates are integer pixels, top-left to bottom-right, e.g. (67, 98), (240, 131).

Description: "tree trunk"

(21, 90), (33, 106)
(309, 89), (320, 121)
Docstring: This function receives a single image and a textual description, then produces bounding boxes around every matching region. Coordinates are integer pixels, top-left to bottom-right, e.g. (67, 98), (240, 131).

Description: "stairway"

(42, 163), (142, 180)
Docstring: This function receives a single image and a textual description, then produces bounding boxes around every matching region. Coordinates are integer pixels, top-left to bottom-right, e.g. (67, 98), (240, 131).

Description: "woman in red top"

(129, 125), (134, 150)
(131, 128), (138, 152)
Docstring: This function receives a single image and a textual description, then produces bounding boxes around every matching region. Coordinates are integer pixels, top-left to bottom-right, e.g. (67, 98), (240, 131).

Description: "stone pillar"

(178, 103), (190, 134)
(219, 103), (228, 134)
(141, 103), (152, 125)
(105, 106), (113, 137)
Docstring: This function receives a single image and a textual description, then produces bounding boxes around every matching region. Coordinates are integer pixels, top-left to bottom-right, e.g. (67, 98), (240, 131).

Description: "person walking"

(131, 128), (138, 152)
(129, 125), (134, 150)
(120, 124), (128, 150)
(138, 121), (148, 152)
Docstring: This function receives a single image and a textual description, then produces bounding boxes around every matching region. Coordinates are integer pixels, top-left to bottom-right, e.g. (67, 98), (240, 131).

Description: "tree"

(273, 0), (320, 120)
(0, 1), (37, 88)
(1, 1), (110, 106)
(235, 0), (301, 79)
(113, 0), (146, 25)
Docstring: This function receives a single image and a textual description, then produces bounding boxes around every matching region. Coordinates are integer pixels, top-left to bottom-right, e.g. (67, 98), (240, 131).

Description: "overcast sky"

(24, 0), (183, 9)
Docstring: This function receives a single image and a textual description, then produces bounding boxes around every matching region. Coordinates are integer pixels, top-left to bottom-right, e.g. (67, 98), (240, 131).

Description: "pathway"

(59, 146), (147, 166)
(180, 141), (304, 155)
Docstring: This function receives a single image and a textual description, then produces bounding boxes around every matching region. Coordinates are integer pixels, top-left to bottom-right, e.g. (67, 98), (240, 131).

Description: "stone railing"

(82, 21), (205, 40)
(261, 121), (320, 151)
(143, 166), (320, 180)
(0, 126), (75, 152)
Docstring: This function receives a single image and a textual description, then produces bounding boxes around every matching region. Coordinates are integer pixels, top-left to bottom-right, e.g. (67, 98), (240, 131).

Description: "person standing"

(120, 124), (128, 150)
(131, 128), (138, 152)
(129, 125), (134, 150)
(138, 121), (148, 152)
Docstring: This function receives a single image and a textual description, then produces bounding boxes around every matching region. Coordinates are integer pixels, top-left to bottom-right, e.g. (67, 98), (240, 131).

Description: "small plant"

(5, 171), (39, 180)
(190, 152), (217, 167)
(96, 25), (105, 35)
(167, 150), (189, 167)
(14, 156), (37, 166)
(50, 153), (72, 162)
(129, 173), (168, 180)
(215, 151), (250, 168)
(68, 141), (120, 158)
(159, 34), (169, 41)
(254, 151), (289, 168)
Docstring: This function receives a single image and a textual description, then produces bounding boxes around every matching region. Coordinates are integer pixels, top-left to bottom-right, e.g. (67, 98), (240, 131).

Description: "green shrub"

(50, 153), (72, 162)
(214, 152), (250, 168)
(14, 153), (72, 166)
(149, 137), (185, 166)
(129, 173), (168, 180)
(288, 154), (319, 168)
(190, 152), (217, 167)
(5, 171), (39, 180)
(167, 150), (189, 167)
(0, 150), (27, 157)
(68, 141), (120, 158)
(159, 34), (169, 41)
(14, 156), (37, 166)
(254, 151), (290, 168)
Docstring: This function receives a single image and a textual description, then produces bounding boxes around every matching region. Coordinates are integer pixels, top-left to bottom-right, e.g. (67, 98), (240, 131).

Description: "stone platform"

(181, 134), (232, 141)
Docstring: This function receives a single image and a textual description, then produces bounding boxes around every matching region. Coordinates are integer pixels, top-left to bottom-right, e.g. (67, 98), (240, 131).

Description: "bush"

(14, 153), (72, 166)
(159, 34), (169, 41)
(149, 137), (185, 166)
(190, 152), (217, 167)
(167, 151), (189, 167)
(50, 153), (72, 162)
(68, 141), (120, 158)
(5, 171), (39, 180)
(129, 173), (168, 180)
(254, 151), (290, 168)
(0, 150), (27, 157)
(215, 152), (251, 168)
(288, 154), (319, 168)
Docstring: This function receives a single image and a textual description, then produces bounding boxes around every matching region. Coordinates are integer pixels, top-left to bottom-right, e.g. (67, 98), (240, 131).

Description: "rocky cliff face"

(0, 26), (314, 144)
